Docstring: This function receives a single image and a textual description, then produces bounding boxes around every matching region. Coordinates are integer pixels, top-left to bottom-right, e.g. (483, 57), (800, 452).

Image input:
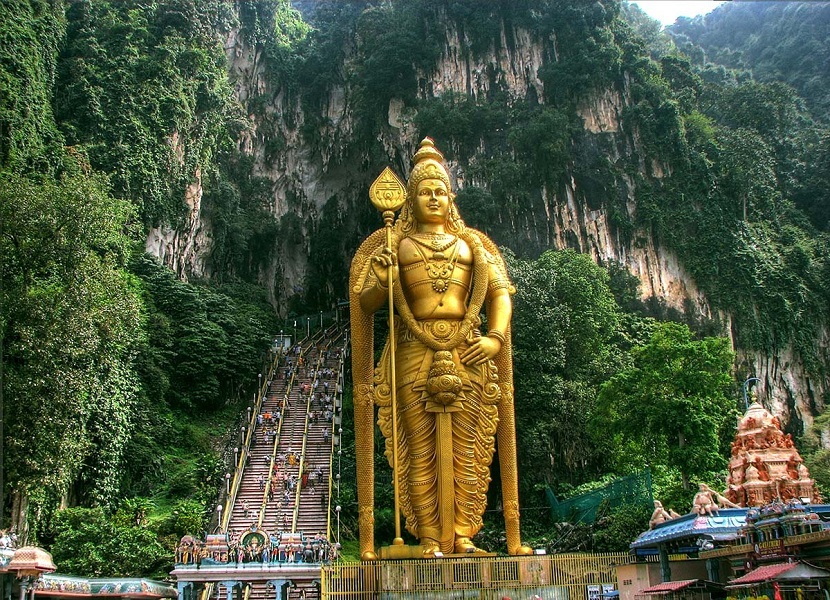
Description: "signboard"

(588, 585), (601, 600)
(754, 539), (787, 559)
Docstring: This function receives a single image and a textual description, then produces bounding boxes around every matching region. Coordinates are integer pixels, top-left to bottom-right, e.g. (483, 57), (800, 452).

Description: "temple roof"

(739, 402), (776, 432)
(727, 562), (830, 587)
(34, 575), (177, 599)
(638, 580), (724, 596)
(639, 580), (700, 593)
(630, 509), (748, 550)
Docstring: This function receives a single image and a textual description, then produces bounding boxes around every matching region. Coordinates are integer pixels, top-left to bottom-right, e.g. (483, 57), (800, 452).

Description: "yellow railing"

(292, 342), (328, 533)
(327, 335), (348, 545)
(322, 552), (633, 599)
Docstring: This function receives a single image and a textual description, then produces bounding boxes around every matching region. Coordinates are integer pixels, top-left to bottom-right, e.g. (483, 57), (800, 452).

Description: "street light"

(320, 311), (323, 329)
(335, 505), (341, 544)
(742, 376), (761, 409)
(216, 504), (223, 533)
(234, 446), (239, 465)
(7, 547), (56, 600)
(225, 473), (231, 495)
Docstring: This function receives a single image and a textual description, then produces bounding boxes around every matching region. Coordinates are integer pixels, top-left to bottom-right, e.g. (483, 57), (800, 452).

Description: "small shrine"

(738, 499), (824, 548)
(725, 401), (820, 507)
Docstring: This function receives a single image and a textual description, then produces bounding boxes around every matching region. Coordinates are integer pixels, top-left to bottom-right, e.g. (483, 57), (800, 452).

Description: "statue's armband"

(486, 250), (513, 295)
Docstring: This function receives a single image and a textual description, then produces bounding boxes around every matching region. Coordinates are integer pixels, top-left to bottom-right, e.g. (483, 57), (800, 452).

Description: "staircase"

(223, 326), (346, 600)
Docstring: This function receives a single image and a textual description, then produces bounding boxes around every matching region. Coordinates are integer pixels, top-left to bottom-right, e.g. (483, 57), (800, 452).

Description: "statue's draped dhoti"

(374, 320), (501, 553)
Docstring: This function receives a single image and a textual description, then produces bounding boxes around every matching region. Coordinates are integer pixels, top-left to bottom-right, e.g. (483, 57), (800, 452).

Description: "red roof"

(641, 580), (700, 594)
(730, 563), (799, 585)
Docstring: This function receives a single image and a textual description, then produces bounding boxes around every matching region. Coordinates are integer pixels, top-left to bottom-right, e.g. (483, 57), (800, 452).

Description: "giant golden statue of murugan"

(349, 138), (531, 559)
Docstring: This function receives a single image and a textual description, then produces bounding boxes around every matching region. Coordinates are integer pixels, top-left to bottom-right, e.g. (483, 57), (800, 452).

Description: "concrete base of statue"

(377, 544), (497, 560)
(373, 555), (568, 599)
(378, 587), (568, 600)
(324, 551), (624, 599)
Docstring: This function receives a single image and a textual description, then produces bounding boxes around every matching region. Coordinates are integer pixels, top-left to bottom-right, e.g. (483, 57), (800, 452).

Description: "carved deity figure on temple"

(693, 484), (719, 517)
(350, 138), (531, 559)
(649, 500), (681, 529)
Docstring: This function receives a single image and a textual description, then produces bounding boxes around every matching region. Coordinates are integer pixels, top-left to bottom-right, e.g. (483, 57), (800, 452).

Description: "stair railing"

(291, 341), (329, 534)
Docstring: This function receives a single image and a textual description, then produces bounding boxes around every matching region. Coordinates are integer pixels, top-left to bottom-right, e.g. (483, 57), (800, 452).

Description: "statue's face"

(413, 178), (450, 224)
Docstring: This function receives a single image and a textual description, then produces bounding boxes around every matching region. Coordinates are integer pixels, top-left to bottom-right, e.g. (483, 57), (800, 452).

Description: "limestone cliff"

(147, 6), (826, 433)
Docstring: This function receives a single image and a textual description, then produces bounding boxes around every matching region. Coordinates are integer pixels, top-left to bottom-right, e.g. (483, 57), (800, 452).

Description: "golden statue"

(349, 138), (531, 559)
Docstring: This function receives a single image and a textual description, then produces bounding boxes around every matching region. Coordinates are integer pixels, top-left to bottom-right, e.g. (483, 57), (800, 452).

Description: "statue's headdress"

(406, 137), (451, 199)
(398, 137), (464, 235)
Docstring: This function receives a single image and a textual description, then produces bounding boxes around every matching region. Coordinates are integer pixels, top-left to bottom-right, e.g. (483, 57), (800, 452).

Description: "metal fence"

(321, 552), (634, 600)
(546, 471), (653, 525)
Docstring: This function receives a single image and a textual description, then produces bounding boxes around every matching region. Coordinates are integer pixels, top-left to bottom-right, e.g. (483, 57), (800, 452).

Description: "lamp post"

(7, 547), (56, 600)
(335, 505), (341, 544)
(216, 504), (223, 533)
(306, 317), (310, 338)
(742, 376), (761, 410)
(234, 446), (239, 466)
(319, 311), (323, 330)
(225, 473), (231, 495)
(258, 373), (262, 398)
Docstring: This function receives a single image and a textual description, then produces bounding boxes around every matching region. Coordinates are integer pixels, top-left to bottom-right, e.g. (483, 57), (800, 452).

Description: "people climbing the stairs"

(201, 325), (347, 578)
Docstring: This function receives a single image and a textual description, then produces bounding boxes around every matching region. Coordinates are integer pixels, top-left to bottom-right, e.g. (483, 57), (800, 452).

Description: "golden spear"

(369, 167), (406, 546)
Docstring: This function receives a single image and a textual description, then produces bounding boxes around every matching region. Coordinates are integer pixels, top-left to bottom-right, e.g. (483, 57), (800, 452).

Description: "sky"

(630, 1), (730, 26)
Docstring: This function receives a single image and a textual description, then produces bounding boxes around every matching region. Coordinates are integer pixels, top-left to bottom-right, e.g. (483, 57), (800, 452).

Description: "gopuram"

(725, 399), (820, 507)
(349, 138), (532, 560)
(627, 397), (829, 598)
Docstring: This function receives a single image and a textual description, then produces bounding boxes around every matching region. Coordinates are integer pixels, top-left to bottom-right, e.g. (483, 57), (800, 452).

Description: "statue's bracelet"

(487, 330), (506, 344)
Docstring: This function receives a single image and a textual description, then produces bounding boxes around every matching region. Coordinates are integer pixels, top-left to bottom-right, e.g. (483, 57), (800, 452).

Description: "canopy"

(640, 580), (700, 594)
(637, 579), (724, 598)
(727, 562), (830, 588)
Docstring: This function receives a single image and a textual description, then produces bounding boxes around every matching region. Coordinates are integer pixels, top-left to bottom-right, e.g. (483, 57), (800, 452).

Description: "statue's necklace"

(411, 233), (458, 253)
(411, 237), (459, 293)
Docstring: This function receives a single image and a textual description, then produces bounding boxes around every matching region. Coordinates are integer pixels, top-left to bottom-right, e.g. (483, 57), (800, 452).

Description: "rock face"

(145, 11), (826, 433)
(145, 165), (210, 281)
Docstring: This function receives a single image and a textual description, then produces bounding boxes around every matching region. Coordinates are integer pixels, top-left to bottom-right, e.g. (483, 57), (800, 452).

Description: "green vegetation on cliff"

(2, 0), (830, 566)
(0, 0), (277, 572)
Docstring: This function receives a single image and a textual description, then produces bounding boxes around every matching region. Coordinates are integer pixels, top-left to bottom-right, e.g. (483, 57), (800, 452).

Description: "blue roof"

(630, 509), (748, 549)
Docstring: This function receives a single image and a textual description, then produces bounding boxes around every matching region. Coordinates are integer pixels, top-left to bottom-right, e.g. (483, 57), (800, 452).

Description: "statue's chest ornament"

(410, 234), (459, 293)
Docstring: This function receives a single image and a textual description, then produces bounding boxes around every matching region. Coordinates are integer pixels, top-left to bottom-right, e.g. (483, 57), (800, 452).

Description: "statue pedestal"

(378, 544), (497, 560)
(324, 552), (623, 600)
(374, 555), (566, 600)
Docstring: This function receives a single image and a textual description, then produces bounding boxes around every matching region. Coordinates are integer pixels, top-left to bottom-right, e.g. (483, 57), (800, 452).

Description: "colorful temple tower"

(725, 400), (820, 507)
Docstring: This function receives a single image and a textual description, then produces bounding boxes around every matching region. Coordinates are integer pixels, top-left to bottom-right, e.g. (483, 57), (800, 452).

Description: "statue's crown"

(408, 138), (450, 197)
(412, 137), (445, 165)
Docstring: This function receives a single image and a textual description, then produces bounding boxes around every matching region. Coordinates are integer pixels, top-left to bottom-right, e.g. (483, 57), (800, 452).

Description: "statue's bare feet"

(509, 544), (534, 556)
(454, 537), (483, 554)
(421, 539), (441, 557)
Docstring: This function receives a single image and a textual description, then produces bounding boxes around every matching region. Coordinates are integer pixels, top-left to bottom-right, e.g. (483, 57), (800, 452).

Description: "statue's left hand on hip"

(460, 336), (501, 365)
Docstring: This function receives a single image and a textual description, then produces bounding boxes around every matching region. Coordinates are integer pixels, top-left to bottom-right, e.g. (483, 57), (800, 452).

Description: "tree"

(50, 507), (169, 578)
(1, 170), (142, 536)
(594, 322), (737, 489)
(506, 249), (625, 492)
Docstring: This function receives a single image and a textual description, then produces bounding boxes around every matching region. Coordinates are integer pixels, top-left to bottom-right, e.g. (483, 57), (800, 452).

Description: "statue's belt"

(397, 319), (479, 344)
